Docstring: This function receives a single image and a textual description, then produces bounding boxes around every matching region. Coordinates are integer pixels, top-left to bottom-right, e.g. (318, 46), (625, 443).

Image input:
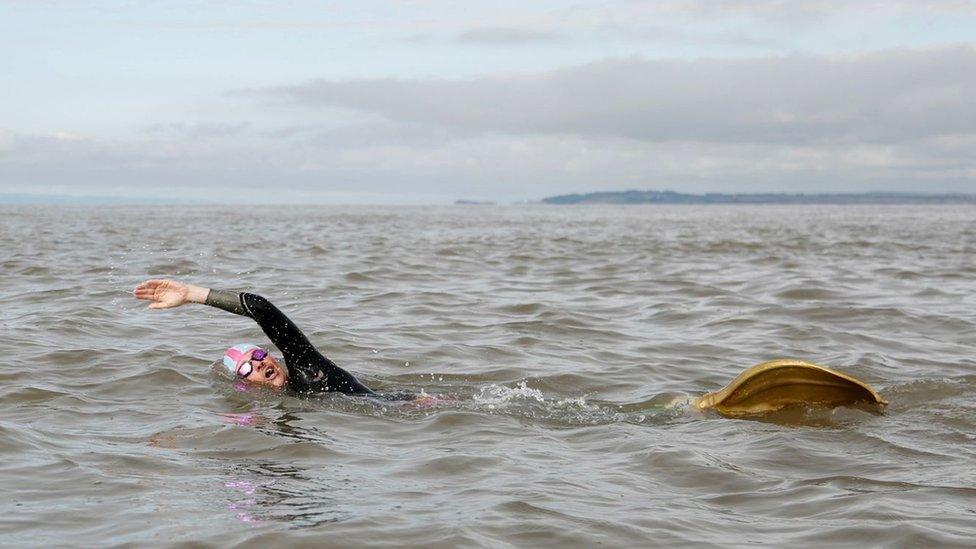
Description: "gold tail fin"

(694, 359), (886, 417)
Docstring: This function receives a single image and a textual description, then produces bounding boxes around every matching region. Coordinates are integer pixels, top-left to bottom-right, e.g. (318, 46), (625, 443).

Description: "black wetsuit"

(206, 290), (373, 395)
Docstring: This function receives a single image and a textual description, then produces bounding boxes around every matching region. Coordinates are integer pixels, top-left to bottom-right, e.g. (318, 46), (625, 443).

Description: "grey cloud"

(144, 122), (251, 139)
(442, 1), (976, 45)
(6, 46), (976, 201)
(681, 0), (976, 17)
(455, 27), (563, 45)
(602, 0), (976, 21)
(258, 46), (976, 146)
(4, 125), (974, 202)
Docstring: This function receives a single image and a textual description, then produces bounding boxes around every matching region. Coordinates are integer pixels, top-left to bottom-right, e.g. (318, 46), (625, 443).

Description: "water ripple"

(2, 204), (975, 546)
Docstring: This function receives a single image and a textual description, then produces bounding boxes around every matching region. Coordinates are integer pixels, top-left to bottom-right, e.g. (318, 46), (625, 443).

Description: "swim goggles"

(236, 348), (268, 378)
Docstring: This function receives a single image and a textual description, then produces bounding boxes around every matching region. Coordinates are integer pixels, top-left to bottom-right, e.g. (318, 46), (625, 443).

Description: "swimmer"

(133, 278), (887, 416)
(134, 279), (373, 395)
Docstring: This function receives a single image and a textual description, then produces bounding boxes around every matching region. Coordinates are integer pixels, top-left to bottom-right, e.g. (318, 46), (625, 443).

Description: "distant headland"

(541, 190), (976, 205)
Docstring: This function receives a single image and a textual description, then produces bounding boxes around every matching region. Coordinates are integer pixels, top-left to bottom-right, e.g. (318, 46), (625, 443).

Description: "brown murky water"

(1, 204), (974, 547)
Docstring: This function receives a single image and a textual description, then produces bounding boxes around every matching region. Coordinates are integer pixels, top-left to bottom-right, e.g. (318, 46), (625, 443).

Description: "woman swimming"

(134, 279), (372, 395)
(133, 278), (887, 416)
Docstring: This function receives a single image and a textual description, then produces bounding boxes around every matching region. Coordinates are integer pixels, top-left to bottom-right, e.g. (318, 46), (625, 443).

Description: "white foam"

(474, 381), (547, 408)
(472, 382), (596, 415)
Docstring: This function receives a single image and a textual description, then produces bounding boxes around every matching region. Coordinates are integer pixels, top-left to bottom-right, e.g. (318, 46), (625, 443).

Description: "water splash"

(474, 381), (547, 409)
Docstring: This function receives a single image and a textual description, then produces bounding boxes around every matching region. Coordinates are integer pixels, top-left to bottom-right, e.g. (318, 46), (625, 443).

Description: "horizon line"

(1, 189), (975, 206)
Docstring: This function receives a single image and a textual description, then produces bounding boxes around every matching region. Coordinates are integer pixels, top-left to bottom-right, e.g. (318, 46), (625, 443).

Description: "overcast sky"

(2, 1), (975, 203)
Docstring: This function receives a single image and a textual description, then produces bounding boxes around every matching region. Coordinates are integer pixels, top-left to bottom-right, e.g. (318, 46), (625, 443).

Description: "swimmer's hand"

(134, 279), (209, 309)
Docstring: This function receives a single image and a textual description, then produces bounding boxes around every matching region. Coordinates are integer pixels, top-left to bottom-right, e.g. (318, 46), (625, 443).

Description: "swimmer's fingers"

(133, 286), (156, 300)
(133, 279), (187, 309)
(133, 279), (165, 301)
(133, 279), (166, 296)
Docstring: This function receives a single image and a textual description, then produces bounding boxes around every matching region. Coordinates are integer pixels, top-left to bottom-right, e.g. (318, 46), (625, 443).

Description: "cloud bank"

(3, 46), (975, 201)
(266, 47), (976, 145)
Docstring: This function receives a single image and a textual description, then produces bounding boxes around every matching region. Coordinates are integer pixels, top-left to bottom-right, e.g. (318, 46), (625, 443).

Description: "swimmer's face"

(241, 351), (287, 389)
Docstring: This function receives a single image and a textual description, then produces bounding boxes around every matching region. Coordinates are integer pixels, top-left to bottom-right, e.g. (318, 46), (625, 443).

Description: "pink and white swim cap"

(222, 343), (260, 377)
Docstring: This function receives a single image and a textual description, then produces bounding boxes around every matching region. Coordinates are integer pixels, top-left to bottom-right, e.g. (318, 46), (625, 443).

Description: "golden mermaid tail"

(694, 359), (886, 418)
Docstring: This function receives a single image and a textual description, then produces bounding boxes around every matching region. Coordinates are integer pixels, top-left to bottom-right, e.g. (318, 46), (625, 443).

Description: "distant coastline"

(542, 190), (976, 205)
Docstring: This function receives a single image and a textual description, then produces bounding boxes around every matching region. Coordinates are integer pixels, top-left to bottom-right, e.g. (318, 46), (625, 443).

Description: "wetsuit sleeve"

(205, 289), (246, 315)
(204, 289), (373, 395)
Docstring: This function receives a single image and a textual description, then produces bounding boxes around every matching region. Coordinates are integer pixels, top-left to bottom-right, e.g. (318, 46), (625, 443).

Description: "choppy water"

(1, 204), (975, 547)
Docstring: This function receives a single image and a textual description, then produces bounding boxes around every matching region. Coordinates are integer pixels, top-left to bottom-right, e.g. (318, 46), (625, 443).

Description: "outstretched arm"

(133, 279), (372, 395)
(134, 279), (317, 362)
